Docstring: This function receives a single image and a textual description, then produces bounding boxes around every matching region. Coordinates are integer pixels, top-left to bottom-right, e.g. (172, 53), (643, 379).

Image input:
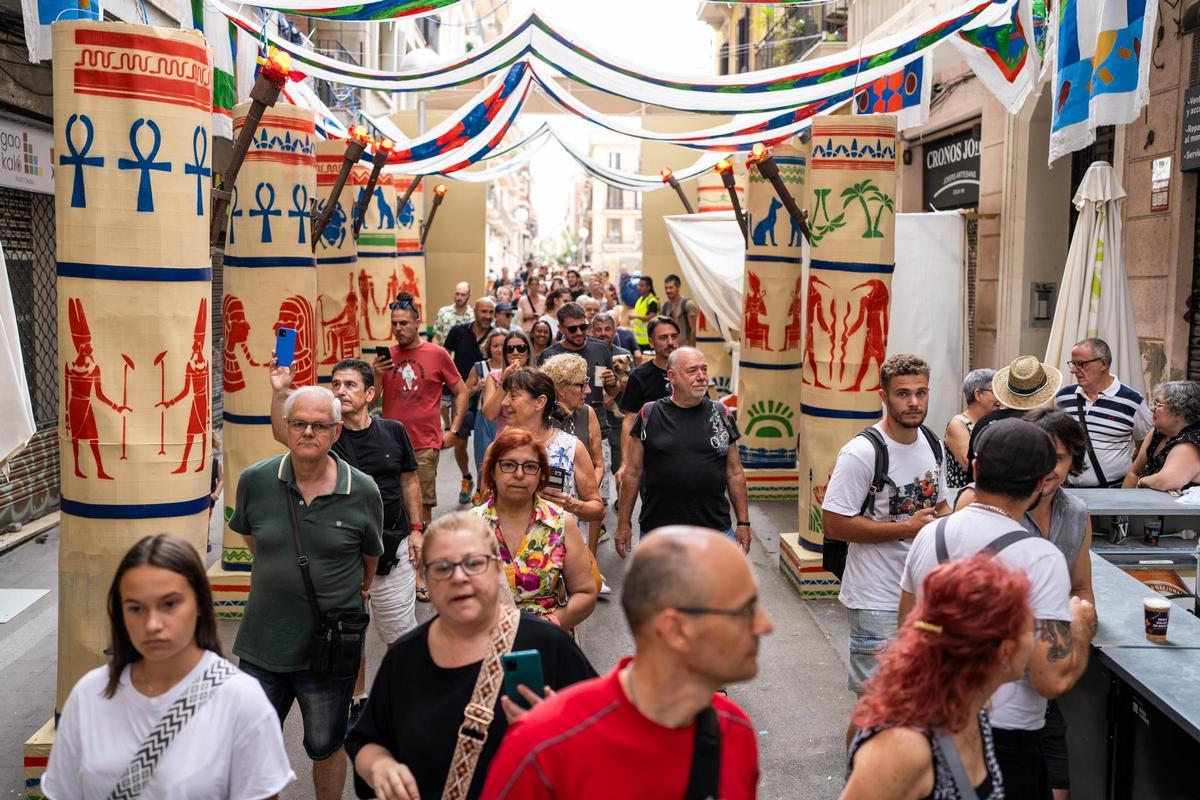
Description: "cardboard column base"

(779, 532), (841, 599)
(744, 467), (799, 500)
(207, 560), (252, 620)
(23, 717), (54, 800)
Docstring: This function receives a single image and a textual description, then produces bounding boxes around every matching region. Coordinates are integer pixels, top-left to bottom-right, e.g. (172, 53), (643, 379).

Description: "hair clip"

(913, 620), (944, 635)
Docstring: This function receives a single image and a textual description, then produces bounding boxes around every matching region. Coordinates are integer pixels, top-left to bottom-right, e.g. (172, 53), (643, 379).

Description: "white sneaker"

(599, 578), (612, 597)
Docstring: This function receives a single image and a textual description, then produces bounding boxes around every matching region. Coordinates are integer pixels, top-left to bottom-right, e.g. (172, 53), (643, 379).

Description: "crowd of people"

(42, 246), (1196, 800)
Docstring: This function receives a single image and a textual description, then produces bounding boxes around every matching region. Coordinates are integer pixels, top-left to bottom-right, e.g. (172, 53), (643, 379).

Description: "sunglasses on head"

(388, 298), (415, 311)
(505, 344), (530, 353)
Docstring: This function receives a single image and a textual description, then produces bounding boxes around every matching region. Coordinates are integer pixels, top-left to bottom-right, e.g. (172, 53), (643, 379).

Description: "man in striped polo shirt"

(1054, 337), (1151, 487)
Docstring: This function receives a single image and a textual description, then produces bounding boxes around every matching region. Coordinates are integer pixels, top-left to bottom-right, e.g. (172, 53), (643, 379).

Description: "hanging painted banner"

(20, 0), (95, 63)
(219, 102), (317, 587)
(1049, 0), (1157, 164)
(737, 140), (808, 472)
(352, 162), (399, 354)
(950, 0), (1045, 114)
(853, 53), (931, 132)
(314, 140), (360, 383)
(52, 21), (214, 707)
(798, 115), (898, 593)
(189, 0), (237, 138)
(233, 0), (835, 20)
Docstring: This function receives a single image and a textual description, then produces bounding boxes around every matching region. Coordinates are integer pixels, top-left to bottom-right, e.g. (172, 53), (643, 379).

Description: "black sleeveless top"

(1142, 425), (1200, 489)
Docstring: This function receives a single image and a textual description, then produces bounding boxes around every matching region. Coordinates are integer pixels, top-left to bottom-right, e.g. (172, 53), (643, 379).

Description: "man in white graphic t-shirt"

(898, 418), (1097, 799)
(821, 354), (950, 696)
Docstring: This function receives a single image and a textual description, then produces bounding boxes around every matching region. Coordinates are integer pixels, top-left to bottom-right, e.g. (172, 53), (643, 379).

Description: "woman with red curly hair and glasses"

(841, 556), (1035, 800)
(471, 427), (597, 630)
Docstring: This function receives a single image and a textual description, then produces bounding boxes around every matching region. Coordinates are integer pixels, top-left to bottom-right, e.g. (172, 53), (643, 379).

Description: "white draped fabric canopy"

(0, 244), (35, 474)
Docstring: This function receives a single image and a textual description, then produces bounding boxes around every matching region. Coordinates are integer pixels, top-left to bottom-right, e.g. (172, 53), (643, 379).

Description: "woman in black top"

(1123, 380), (1200, 491)
(347, 512), (595, 800)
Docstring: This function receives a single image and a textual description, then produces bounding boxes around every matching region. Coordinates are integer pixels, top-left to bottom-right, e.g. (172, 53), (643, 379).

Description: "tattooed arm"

(1028, 595), (1098, 699)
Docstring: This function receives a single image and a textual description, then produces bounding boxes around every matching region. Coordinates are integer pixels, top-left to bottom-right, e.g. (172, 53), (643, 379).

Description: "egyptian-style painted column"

(697, 166), (745, 213)
(736, 138), (808, 499)
(52, 21), (213, 708)
(796, 115), (898, 596)
(314, 140), (360, 383)
(693, 168), (745, 399)
(351, 163), (399, 353)
(213, 102), (316, 614)
(392, 173), (427, 327)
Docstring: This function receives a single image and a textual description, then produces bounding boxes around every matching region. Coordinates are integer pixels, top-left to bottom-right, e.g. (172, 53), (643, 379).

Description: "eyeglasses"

(423, 554), (497, 581)
(1151, 399), (1166, 410)
(675, 596), (759, 622)
(287, 419), (338, 434)
(1067, 357), (1102, 369)
(388, 298), (415, 311)
(498, 459), (541, 475)
(573, 381), (589, 391)
(563, 323), (588, 334)
(505, 344), (530, 354)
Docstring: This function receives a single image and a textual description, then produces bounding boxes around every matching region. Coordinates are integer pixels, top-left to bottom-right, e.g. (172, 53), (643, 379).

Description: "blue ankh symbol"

(229, 186), (243, 244)
(248, 182), (280, 243)
(184, 127), (211, 217)
(61, 114), (103, 209)
(289, 184), (311, 245)
(117, 119), (171, 213)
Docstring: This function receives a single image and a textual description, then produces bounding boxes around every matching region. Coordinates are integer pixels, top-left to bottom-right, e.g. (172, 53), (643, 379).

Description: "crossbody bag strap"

(684, 706), (722, 800)
(934, 517), (951, 564)
(933, 728), (981, 800)
(1074, 395), (1109, 486)
(285, 488), (324, 627)
(106, 659), (237, 800)
(441, 603), (521, 800)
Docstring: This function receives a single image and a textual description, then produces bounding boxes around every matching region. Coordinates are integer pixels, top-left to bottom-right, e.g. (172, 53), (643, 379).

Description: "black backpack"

(822, 425), (943, 579)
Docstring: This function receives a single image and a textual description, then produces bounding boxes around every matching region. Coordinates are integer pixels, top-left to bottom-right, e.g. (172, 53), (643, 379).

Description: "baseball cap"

(974, 418), (1057, 486)
(494, 302), (514, 313)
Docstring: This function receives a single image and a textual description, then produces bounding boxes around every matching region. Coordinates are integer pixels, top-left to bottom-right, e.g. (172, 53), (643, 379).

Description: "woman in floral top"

(471, 427), (597, 629)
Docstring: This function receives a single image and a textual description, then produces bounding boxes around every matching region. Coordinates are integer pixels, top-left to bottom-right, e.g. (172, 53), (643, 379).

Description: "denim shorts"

(847, 608), (897, 695)
(239, 659), (357, 760)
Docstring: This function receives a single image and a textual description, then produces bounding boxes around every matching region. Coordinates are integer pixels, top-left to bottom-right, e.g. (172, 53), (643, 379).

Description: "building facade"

(587, 132), (643, 278)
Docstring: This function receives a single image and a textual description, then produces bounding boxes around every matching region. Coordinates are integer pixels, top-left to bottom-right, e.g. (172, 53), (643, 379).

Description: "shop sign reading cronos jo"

(921, 126), (981, 211)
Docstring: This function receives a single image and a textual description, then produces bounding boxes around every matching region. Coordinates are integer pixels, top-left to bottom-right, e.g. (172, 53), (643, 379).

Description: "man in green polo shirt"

(231, 385), (383, 800)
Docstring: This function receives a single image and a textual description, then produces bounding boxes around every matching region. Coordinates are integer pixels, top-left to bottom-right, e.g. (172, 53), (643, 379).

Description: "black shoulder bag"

(286, 492), (370, 679)
(933, 516), (1038, 564)
(684, 706), (721, 800)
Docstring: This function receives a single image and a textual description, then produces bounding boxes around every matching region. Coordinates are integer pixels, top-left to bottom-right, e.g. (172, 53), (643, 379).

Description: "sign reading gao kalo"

(921, 126), (981, 210)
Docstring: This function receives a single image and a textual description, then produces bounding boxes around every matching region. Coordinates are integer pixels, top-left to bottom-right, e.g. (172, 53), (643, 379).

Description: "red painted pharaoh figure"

(158, 298), (210, 473)
(782, 274), (804, 352)
(389, 262), (424, 319)
(803, 275), (834, 389)
(743, 271), (772, 351)
(64, 298), (129, 480)
(319, 274), (361, 365)
(275, 295), (316, 387)
(841, 278), (890, 392)
(357, 268), (380, 340)
(222, 295), (261, 394)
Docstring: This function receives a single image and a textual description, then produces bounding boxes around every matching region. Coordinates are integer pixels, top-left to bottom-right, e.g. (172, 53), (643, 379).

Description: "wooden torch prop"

(210, 46), (303, 246)
(420, 183), (447, 247)
(660, 168), (695, 214)
(716, 158), (749, 245)
(746, 142), (811, 244)
(311, 125), (370, 250)
(351, 136), (396, 239)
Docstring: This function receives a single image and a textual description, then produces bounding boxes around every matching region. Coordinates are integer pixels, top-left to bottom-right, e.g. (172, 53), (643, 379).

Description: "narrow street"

(0, 448), (855, 799)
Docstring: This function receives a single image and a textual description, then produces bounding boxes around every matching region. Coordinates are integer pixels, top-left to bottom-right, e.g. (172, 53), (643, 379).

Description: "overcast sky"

(504, 0), (715, 246)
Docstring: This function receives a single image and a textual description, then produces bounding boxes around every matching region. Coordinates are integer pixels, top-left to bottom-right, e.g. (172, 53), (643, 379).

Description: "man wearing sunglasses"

(1052, 337), (1151, 487)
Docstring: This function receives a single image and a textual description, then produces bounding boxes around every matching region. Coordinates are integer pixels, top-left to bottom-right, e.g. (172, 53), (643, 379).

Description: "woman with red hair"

(841, 556), (1035, 800)
(471, 427), (597, 630)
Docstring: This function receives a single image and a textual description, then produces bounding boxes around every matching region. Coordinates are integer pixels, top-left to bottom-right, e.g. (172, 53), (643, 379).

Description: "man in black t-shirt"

(442, 297), (496, 504)
(615, 347), (750, 558)
(616, 316), (679, 487)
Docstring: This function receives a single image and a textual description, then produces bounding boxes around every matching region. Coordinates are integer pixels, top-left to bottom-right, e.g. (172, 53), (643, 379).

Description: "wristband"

(736, 520), (751, 527)
(409, 522), (426, 533)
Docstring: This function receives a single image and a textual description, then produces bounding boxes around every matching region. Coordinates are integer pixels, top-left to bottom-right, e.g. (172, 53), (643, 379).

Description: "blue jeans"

(239, 658), (357, 760)
(847, 608), (897, 695)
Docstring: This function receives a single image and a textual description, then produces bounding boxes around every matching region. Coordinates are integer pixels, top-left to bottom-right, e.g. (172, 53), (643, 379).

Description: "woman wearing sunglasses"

(471, 427), (599, 630)
(482, 330), (534, 435)
(347, 512), (594, 800)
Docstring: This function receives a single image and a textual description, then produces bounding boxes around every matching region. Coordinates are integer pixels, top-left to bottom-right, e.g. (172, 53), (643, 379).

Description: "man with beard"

(898, 418), (1097, 799)
(618, 316), (679, 448)
(820, 354), (950, 696)
(615, 348), (749, 558)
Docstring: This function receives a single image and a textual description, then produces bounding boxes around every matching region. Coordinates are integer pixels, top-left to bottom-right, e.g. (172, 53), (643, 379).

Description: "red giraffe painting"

(841, 279), (890, 392)
(803, 275), (834, 389)
(319, 273), (361, 365)
(64, 298), (130, 480)
(222, 295), (261, 395)
(744, 271), (772, 351)
(158, 298), (210, 473)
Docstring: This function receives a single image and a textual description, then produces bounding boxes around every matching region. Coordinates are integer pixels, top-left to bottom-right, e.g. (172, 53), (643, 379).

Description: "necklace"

(970, 502), (1013, 518)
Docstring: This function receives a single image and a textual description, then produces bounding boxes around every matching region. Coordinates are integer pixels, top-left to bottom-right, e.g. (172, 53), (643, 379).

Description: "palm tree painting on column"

(839, 179), (894, 239)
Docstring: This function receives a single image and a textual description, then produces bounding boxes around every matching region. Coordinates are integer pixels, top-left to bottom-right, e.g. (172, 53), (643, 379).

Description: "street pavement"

(0, 448), (855, 799)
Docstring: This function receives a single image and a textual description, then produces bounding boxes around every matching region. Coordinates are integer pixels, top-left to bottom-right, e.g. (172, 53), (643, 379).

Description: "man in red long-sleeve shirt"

(481, 527), (772, 800)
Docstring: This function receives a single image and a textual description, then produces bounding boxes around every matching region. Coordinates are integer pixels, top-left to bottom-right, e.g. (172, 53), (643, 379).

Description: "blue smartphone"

(502, 650), (545, 710)
(275, 327), (297, 368)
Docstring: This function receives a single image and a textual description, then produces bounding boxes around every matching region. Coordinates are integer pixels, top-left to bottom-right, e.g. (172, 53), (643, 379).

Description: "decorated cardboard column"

(352, 163), (399, 353)
(51, 21), (213, 707)
(392, 173), (427, 325)
(211, 102), (317, 614)
(693, 167), (746, 399)
(315, 140), (360, 383)
(736, 139), (808, 500)
(792, 114), (898, 597)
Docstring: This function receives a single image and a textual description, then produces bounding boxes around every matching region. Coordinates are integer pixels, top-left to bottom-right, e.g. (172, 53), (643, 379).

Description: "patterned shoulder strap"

(442, 603), (521, 800)
(107, 658), (237, 800)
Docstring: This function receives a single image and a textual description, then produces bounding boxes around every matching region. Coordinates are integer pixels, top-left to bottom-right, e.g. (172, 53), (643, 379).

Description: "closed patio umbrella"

(0, 243), (35, 474)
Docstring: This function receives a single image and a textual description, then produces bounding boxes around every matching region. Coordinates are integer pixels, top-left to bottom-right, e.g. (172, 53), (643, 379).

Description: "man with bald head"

(482, 527), (770, 800)
(432, 281), (473, 345)
(616, 347), (752, 556)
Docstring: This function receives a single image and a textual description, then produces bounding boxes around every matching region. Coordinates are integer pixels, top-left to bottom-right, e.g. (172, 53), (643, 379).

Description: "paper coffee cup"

(1144, 596), (1172, 642)
(594, 365), (605, 387)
